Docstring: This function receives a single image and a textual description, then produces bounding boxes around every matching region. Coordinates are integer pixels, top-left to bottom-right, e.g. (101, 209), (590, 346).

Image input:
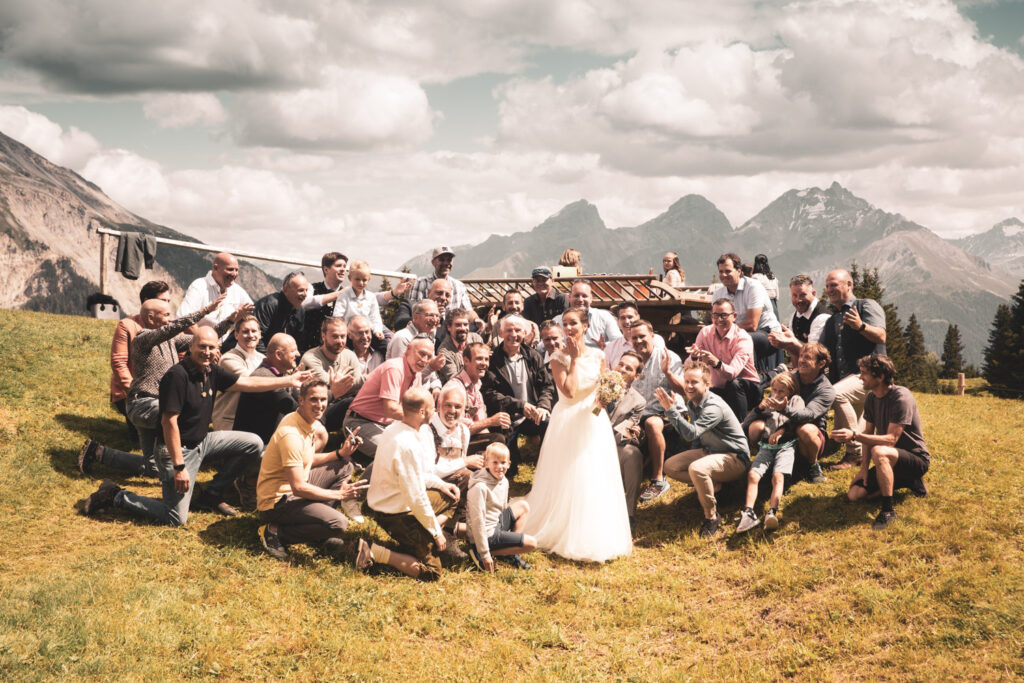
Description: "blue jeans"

(98, 396), (161, 476)
(114, 430), (264, 526)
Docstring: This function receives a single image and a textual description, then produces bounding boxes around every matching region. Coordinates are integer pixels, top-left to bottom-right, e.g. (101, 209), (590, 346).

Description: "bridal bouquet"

(593, 370), (626, 415)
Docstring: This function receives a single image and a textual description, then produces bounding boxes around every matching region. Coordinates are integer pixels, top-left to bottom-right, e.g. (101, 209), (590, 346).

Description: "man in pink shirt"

(109, 281), (171, 440)
(343, 335), (442, 463)
(685, 299), (761, 422)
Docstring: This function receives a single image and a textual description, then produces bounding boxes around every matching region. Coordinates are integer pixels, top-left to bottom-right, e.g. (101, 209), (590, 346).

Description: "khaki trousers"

(664, 449), (747, 519)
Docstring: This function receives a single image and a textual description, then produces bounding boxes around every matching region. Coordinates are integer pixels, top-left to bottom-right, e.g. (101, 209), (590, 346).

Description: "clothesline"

(95, 226), (417, 295)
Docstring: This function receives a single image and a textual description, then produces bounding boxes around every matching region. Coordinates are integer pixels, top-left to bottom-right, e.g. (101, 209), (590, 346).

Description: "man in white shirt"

(769, 274), (831, 355)
(552, 280), (622, 349)
(712, 253), (782, 379)
(177, 252), (254, 340)
(363, 387), (460, 580)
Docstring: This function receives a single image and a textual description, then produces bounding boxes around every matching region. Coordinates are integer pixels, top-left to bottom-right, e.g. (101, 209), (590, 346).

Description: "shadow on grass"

(54, 412), (137, 451)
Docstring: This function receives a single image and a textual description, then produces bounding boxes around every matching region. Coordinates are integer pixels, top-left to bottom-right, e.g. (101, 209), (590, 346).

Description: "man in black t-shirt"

(833, 354), (930, 530)
(84, 327), (310, 526)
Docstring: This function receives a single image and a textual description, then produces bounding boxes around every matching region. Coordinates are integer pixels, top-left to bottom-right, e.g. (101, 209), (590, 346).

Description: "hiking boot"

(78, 438), (101, 475)
(908, 477), (928, 498)
(350, 538), (373, 572)
(498, 554), (531, 570)
(83, 479), (121, 516)
(258, 524), (288, 560)
(467, 545), (485, 571)
(341, 499), (365, 524)
(196, 488), (238, 517)
(764, 508), (779, 531)
(639, 478), (670, 503)
(829, 454), (860, 471)
(808, 462), (827, 484)
(233, 477), (258, 511)
(736, 508), (759, 533)
(872, 509), (897, 530)
(442, 531), (467, 559)
(699, 514), (722, 539)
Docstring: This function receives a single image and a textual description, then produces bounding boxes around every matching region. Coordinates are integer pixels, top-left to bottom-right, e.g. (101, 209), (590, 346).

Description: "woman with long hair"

(752, 253), (779, 321)
(661, 252), (685, 288)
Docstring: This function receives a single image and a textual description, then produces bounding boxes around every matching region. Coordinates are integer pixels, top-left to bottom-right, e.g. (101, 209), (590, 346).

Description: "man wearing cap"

(409, 247), (478, 324)
(523, 267), (568, 327)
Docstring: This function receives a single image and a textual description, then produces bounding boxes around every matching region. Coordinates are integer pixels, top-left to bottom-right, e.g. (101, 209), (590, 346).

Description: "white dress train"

(522, 348), (633, 562)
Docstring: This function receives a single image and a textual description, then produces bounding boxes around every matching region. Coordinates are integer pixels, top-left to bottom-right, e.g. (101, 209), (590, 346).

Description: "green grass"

(1, 308), (1023, 681)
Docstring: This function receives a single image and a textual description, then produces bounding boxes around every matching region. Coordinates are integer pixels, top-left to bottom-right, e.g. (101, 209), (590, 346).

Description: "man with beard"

(837, 354), (929, 530)
(769, 274), (831, 352)
(438, 308), (484, 384)
(300, 317), (364, 431)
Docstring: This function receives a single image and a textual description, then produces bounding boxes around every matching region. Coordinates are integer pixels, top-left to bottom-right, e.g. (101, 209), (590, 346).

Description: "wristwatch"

(859, 322), (866, 332)
(173, 463), (186, 472)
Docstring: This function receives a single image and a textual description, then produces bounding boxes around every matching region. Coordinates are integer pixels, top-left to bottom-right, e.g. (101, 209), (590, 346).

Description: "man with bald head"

(80, 293), (232, 477)
(84, 327), (311, 525)
(344, 336), (439, 463)
(234, 333), (303, 445)
(552, 279), (622, 349)
(252, 271), (316, 355)
(177, 252), (254, 342)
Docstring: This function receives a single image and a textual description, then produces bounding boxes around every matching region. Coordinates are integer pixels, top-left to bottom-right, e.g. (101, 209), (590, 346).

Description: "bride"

(522, 308), (633, 562)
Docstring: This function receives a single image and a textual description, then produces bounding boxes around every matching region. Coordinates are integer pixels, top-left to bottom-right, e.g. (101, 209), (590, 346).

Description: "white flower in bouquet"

(593, 370), (626, 415)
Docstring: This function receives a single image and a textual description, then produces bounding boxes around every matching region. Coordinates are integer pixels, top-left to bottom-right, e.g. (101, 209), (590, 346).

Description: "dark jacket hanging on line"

(115, 232), (158, 280)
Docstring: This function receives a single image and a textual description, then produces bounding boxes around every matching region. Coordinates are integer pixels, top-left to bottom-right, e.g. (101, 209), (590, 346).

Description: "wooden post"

(99, 232), (108, 295)
(957, 372), (965, 396)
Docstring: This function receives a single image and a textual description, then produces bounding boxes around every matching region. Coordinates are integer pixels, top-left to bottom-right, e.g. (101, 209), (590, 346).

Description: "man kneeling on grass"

(256, 379), (370, 562)
(83, 327), (310, 525)
(466, 443), (536, 572)
(833, 354), (930, 530)
(361, 387), (461, 580)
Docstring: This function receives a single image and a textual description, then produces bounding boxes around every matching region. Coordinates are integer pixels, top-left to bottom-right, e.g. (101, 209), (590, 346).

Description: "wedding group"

(79, 245), (932, 580)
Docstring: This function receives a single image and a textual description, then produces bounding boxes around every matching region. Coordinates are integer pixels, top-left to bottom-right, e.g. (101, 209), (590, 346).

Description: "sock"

(370, 543), (391, 564)
(881, 496), (894, 512)
(744, 506), (754, 514)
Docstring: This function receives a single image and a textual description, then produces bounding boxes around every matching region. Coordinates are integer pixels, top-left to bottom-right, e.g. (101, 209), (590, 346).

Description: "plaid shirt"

(409, 274), (472, 312)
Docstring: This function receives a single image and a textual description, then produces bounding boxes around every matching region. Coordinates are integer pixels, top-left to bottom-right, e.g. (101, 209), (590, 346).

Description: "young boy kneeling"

(737, 373), (804, 533)
(466, 443), (537, 571)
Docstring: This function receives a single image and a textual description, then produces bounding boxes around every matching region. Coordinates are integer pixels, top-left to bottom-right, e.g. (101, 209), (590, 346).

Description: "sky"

(0, 0), (1022, 273)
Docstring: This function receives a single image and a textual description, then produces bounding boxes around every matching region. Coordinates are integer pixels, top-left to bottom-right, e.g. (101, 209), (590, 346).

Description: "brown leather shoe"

(828, 456), (860, 471)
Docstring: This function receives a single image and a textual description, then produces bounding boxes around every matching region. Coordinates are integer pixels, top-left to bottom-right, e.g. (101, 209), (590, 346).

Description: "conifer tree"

(904, 314), (937, 392)
(982, 304), (1016, 396)
(940, 324), (965, 379)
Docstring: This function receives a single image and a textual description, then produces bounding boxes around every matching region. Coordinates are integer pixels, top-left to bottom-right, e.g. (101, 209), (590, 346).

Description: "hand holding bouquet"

(593, 370), (626, 415)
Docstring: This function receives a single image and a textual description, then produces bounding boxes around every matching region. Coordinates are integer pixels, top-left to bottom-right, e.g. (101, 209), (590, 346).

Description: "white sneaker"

(764, 508), (779, 531)
(341, 499), (365, 524)
(736, 508), (759, 533)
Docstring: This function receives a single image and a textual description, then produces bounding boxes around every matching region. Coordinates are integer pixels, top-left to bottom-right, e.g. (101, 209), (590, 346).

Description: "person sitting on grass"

(736, 373), (805, 533)
(466, 443), (536, 572)
(82, 327), (311, 525)
(361, 388), (461, 581)
(255, 379), (369, 562)
(656, 363), (750, 539)
(835, 354), (930, 530)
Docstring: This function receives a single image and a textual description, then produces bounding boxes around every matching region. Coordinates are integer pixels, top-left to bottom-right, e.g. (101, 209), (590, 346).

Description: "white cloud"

(143, 93), (227, 128)
(236, 67), (436, 149)
(0, 105), (101, 169)
(81, 149), (171, 213)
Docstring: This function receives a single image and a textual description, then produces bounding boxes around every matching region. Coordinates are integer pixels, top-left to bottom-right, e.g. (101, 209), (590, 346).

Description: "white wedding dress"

(523, 347), (633, 562)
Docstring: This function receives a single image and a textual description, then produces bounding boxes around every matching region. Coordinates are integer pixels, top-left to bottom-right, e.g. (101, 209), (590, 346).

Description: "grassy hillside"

(1, 308), (1022, 681)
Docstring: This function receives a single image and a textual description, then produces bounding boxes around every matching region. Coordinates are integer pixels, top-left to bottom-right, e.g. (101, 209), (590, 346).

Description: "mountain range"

(403, 182), (1021, 365)
(0, 131), (274, 318)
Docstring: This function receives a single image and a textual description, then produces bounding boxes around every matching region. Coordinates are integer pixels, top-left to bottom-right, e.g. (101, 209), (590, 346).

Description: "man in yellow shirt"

(256, 378), (368, 562)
